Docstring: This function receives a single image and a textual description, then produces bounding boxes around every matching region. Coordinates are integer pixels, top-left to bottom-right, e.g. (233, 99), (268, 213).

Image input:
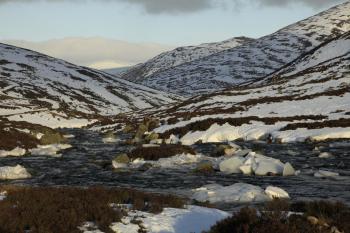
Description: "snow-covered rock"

(0, 191), (7, 201)
(219, 156), (245, 174)
(110, 205), (229, 233)
(314, 170), (339, 178)
(265, 186), (290, 199)
(219, 151), (295, 176)
(29, 144), (72, 157)
(192, 183), (269, 203)
(0, 147), (26, 157)
(283, 163), (296, 176)
(318, 152), (333, 158)
(0, 165), (31, 180)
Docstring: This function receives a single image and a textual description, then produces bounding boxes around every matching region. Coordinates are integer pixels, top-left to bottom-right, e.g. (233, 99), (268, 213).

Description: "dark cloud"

(254, 0), (345, 8)
(0, 0), (345, 13)
(118, 0), (213, 14)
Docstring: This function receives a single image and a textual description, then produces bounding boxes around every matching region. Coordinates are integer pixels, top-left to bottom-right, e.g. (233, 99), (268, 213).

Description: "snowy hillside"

(122, 2), (349, 96)
(0, 43), (181, 128)
(142, 31), (350, 144)
(121, 37), (254, 85)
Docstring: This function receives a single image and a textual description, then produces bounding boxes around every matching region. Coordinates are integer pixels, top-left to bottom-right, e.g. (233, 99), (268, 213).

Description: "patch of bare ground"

(206, 199), (350, 233)
(159, 115), (327, 139)
(128, 144), (196, 161)
(280, 118), (350, 131)
(0, 185), (185, 233)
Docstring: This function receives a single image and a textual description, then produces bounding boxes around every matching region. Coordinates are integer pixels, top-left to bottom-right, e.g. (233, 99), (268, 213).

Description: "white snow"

(0, 165), (31, 180)
(110, 205), (229, 233)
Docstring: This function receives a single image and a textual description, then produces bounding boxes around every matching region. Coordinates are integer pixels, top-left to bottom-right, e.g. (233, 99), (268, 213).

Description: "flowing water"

(1, 129), (350, 211)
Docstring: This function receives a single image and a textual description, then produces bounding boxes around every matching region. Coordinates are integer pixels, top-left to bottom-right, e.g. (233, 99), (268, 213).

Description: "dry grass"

(159, 115), (327, 139)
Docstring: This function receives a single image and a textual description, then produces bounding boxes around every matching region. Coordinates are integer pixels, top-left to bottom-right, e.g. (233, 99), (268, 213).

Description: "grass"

(0, 186), (185, 233)
(128, 144), (196, 161)
(206, 200), (350, 233)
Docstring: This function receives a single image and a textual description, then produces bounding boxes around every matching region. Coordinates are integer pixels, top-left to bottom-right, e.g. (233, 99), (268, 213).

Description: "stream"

(1, 128), (350, 211)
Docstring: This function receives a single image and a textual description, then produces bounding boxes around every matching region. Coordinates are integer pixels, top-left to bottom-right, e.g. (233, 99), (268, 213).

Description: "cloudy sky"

(0, 0), (346, 69)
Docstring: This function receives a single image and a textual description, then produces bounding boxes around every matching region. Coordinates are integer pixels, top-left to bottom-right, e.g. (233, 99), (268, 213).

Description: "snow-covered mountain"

(141, 31), (350, 144)
(121, 37), (254, 85)
(122, 2), (349, 96)
(0, 43), (181, 128)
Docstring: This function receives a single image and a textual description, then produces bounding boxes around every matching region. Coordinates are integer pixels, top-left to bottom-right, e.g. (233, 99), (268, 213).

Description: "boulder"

(314, 170), (339, 178)
(145, 132), (159, 141)
(254, 161), (284, 176)
(192, 183), (268, 203)
(307, 216), (319, 225)
(112, 154), (130, 169)
(234, 149), (252, 157)
(318, 152), (333, 158)
(0, 165), (31, 180)
(195, 161), (214, 173)
(219, 157), (245, 174)
(114, 153), (130, 164)
(283, 162), (296, 176)
(265, 186), (290, 199)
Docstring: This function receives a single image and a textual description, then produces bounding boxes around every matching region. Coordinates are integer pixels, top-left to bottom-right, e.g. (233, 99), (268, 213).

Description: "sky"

(0, 0), (346, 69)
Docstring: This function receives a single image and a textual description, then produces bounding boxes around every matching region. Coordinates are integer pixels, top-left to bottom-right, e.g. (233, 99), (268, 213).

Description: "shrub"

(206, 200), (350, 233)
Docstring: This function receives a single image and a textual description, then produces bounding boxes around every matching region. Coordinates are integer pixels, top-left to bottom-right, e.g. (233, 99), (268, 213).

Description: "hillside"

(0, 43), (181, 129)
(121, 2), (350, 96)
(138, 31), (350, 144)
(121, 37), (254, 86)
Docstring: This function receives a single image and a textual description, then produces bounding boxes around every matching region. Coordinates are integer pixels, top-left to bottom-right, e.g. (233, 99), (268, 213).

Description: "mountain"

(121, 2), (350, 96)
(139, 31), (350, 144)
(102, 66), (131, 76)
(121, 37), (254, 85)
(0, 43), (181, 129)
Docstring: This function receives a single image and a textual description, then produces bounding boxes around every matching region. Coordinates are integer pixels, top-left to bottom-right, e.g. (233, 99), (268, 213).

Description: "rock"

(330, 226), (341, 233)
(314, 170), (339, 178)
(142, 144), (160, 148)
(283, 162), (296, 176)
(192, 183), (268, 203)
(239, 164), (253, 175)
(145, 132), (159, 141)
(0, 147), (26, 157)
(165, 134), (180, 144)
(254, 161), (284, 176)
(318, 152), (333, 158)
(135, 123), (148, 139)
(219, 157), (245, 174)
(224, 148), (237, 157)
(234, 149), (252, 157)
(215, 144), (232, 156)
(307, 216), (319, 225)
(123, 124), (135, 133)
(138, 163), (153, 171)
(0, 165), (31, 180)
(195, 161), (214, 173)
(39, 131), (65, 145)
(265, 186), (290, 199)
(114, 153), (130, 164)
(150, 139), (163, 144)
